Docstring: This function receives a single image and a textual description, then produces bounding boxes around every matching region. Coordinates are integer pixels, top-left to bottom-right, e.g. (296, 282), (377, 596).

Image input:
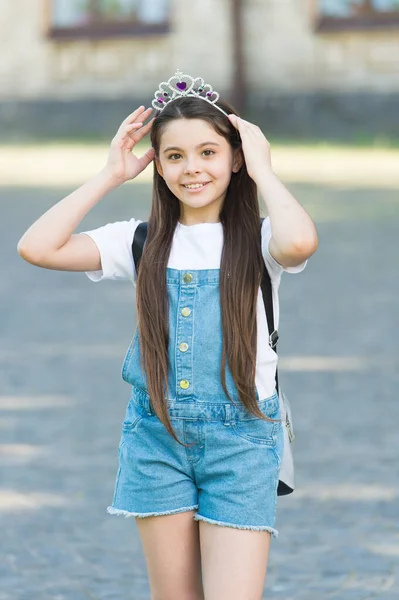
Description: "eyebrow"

(163, 141), (220, 154)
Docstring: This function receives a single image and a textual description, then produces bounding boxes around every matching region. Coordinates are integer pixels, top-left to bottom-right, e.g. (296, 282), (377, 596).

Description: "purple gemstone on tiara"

(198, 87), (204, 92)
(163, 92), (169, 97)
(206, 92), (213, 97)
(176, 81), (187, 91)
(158, 97), (164, 103)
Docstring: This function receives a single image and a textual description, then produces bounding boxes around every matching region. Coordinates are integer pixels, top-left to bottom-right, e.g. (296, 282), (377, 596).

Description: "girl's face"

(156, 118), (241, 225)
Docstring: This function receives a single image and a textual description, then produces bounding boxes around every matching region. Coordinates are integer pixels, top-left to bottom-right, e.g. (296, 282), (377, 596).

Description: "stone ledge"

(1, 92), (399, 141)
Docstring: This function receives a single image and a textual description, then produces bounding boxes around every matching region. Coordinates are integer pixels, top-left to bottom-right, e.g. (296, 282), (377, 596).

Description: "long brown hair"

(136, 96), (268, 445)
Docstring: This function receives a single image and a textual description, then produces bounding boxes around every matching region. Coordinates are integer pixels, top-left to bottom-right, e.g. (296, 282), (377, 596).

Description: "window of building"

(47, 0), (170, 39)
(317, 0), (399, 31)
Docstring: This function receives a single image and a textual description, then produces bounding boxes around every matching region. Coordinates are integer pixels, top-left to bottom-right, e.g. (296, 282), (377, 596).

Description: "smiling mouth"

(182, 182), (210, 189)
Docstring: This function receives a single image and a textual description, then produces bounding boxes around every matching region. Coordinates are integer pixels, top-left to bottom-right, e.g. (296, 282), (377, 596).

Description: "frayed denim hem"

(107, 505), (199, 518)
(193, 513), (279, 538)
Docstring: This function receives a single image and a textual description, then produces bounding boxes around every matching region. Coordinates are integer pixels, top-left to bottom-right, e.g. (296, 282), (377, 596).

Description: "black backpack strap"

(131, 219), (279, 391)
(259, 218), (279, 393)
(132, 221), (148, 275)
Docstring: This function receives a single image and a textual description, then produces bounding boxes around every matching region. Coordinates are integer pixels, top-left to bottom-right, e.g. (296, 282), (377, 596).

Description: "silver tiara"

(152, 70), (228, 117)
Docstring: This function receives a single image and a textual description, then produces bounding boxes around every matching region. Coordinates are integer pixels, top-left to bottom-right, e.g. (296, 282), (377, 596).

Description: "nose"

(183, 157), (201, 174)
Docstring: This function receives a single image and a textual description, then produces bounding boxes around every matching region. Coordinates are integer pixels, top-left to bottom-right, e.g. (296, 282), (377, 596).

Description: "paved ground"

(1, 161), (399, 598)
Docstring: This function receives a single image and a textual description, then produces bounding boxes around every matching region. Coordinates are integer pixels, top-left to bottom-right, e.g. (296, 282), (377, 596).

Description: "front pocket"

(230, 401), (282, 446)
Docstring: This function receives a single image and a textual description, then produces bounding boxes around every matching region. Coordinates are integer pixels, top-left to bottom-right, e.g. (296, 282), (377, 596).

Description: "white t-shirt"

(82, 217), (306, 399)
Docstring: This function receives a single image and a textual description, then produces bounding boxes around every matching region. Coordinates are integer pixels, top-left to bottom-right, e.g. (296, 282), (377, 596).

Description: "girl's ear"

(232, 149), (244, 173)
(155, 157), (164, 178)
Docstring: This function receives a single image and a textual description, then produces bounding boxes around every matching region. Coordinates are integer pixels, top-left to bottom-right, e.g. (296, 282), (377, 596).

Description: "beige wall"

(246, 0), (399, 94)
(0, 0), (232, 100)
(1, 0), (399, 101)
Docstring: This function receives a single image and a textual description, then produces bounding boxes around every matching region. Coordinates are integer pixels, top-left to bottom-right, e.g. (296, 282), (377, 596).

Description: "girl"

(18, 72), (318, 600)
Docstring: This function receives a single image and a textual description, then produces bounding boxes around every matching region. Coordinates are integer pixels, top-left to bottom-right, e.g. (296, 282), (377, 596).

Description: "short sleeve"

(80, 218), (142, 283)
(261, 217), (307, 281)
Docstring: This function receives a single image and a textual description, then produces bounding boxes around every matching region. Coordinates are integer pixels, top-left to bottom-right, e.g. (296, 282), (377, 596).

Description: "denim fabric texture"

(108, 268), (284, 538)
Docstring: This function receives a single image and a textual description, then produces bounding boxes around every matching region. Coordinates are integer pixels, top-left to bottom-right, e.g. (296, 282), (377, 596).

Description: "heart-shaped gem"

(168, 74), (194, 95)
(202, 84), (219, 104)
(152, 83), (174, 110)
(193, 77), (205, 93)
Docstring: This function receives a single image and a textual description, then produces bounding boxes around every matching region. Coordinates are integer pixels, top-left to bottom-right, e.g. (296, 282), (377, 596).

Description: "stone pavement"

(1, 176), (399, 599)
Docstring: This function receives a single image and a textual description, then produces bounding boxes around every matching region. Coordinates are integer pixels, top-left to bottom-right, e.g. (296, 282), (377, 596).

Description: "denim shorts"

(108, 385), (284, 538)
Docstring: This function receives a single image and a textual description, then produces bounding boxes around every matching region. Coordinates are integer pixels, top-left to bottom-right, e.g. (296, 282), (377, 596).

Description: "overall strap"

(259, 218), (279, 392)
(132, 221), (148, 274)
(132, 219), (279, 391)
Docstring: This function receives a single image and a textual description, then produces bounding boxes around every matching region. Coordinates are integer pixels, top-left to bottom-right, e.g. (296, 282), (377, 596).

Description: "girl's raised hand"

(104, 106), (155, 186)
(228, 114), (272, 183)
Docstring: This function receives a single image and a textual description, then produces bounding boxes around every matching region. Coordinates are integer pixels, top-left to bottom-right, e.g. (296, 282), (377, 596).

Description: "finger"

(118, 106), (150, 133)
(120, 106), (145, 127)
(129, 118), (155, 144)
(117, 122), (143, 143)
(238, 118), (263, 137)
(135, 107), (153, 124)
(141, 107), (154, 121)
(228, 115), (253, 139)
(228, 114), (240, 129)
(234, 121), (263, 145)
(136, 147), (155, 171)
(228, 114), (248, 125)
(126, 122), (144, 130)
(229, 115), (258, 133)
(123, 123), (144, 140)
(124, 106), (153, 127)
(122, 119), (154, 152)
(237, 117), (253, 127)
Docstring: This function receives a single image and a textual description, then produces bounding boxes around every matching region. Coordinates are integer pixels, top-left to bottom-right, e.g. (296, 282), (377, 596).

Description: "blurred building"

(1, 0), (398, 139)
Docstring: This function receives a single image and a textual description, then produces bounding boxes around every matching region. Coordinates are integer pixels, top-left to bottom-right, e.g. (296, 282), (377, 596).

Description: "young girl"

(18, 71), (318, 600)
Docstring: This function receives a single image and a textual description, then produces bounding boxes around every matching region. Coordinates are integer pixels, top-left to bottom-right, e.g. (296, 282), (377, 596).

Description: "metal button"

(183, 273), (193, 284)
(179, 342), (189, 352)
(181, 307), (191, 317)
(179, 379), (190, 389)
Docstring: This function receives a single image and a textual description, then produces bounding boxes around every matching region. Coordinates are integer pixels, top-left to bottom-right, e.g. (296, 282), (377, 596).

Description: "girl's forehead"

(159, 118), (227, 149)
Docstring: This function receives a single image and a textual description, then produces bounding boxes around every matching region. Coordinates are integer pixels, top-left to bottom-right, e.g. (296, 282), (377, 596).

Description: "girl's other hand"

(103, 106), (155, 186)
(227, 114), (272, 183)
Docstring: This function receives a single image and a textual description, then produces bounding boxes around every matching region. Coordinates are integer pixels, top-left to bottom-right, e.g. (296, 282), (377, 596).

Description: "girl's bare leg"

(199, 520), (271, 600)
(136, 510), (204, 600)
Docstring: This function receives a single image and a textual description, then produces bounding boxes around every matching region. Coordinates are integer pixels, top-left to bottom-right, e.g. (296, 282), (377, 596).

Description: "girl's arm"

(18, 171), (120, 271)
(256, 171), (318, 268)
(17, 106), (154, 272)
(227, 114), (318, 268)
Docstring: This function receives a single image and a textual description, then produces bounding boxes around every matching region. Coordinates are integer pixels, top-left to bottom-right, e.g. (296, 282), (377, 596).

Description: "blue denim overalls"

(108, 268), (284, 538)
